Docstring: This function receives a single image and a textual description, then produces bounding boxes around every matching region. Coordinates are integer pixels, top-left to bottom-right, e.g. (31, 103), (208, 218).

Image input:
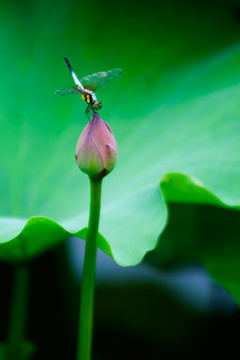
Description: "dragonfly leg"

(85, 105), (95, 119)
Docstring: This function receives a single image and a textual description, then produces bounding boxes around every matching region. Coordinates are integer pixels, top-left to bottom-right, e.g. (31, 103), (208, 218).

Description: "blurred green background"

(0, 0), (240, 358)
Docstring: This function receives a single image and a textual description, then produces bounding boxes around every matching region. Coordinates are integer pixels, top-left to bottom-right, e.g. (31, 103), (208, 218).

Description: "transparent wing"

(80, 68), (122, 92)
(54, 87), (80, 96)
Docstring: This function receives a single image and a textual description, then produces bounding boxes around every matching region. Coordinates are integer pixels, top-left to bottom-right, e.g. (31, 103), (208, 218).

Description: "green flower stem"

(7, 263), (29, 360)
(77, 177), (102, 360)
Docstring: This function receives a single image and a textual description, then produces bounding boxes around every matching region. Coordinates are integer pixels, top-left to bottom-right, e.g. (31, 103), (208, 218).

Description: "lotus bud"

(75, 112), (117, 179)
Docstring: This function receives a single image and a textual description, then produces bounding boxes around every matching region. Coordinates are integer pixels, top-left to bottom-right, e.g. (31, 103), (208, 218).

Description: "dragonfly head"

(93, 101), (102, 111)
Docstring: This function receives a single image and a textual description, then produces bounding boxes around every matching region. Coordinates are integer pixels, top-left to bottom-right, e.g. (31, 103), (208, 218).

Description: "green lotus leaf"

(0, 0), (239, 268)
(145, 202), (240, 305)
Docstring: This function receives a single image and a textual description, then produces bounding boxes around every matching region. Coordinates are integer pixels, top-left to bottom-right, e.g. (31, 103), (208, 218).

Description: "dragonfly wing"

(80, 68), (122, 91)
(54, 87), (80, 96)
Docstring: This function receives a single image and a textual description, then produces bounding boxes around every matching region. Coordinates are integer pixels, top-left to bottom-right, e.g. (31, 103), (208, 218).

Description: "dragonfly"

(55, 56), (122, 117)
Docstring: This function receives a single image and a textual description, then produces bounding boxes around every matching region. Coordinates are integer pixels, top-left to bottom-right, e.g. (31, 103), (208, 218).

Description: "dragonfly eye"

(93, 101), (102, 110)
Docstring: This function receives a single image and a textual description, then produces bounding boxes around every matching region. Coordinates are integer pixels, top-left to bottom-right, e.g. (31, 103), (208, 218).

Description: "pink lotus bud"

(75, 112), (117, 179)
